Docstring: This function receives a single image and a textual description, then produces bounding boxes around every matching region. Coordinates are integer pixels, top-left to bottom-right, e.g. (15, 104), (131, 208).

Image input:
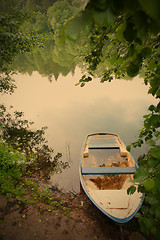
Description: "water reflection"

(1, 69), (158, 192)
(83, 149), (124, 167)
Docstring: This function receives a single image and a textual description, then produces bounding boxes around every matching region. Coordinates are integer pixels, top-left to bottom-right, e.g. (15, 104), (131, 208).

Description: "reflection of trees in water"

(9, 0), (85, 80)
(12, 45), (76, 81)
(0, 105), (69, 180)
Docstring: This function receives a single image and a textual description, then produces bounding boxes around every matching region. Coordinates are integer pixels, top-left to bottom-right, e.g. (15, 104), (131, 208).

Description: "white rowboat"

(79, 133), (144, 224)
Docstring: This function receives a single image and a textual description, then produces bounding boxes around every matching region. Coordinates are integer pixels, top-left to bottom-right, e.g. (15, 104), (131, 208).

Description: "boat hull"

(79, 133), (144, 224)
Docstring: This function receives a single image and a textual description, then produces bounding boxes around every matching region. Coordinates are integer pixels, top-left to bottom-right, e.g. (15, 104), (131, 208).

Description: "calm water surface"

(1, 68), (157, 192)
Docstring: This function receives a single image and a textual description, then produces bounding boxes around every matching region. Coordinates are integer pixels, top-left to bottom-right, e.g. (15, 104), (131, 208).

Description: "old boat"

(79, 133), (144, 224)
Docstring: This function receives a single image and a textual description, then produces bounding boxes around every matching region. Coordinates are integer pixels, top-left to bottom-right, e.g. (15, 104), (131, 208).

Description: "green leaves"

(133, 11), (148, 35)
(133, 167), (149, 183)
(91, 0), (108, 11)
(127, 63), (139, 77)
(148, 104), (156, 112)
(61, 0), (160, 94)
(150, 146), (160, 159)
(139, 0), (160, 24)
(144, 178), (155, 191)
(127, 185), (136, 195)
(65, 11), (92, 41)
(138, 217), (155, 235)
(0, 139), (25, 198)
(155, 206), (160, 220)
(123, 22), (137, 43)
(127, 44), (135, 57)
(141, 47), (152, 58)
(144, 114), (160, 130)
(86, 0), (118, 27)
(115, 22), (126, 41)
(148, 76), (160, 97)
(92, 7), (115, 26)
(126, 145), (131, 152)
(0, 8), (45, 95)
(64, 17), (81, 41)
(0, 8), (43, 70)
(76, 75), (92, 87)
(0, 73), (17, 94)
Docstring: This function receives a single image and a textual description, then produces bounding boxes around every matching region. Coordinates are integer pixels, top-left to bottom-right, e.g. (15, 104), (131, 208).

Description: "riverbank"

(0, 182), (147, 240)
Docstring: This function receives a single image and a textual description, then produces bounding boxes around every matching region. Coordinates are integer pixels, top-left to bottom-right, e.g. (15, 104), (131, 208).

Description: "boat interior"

(81, 134), (136, 191)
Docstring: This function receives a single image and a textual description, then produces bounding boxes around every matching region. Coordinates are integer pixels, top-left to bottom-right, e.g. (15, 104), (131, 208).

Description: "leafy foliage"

(9, 1), (85, 81)
(0, 73), (17, 94)
(62, 0), (160, 88)
(0, 139), (26, 199)
(0, 8), (44, 71)
(128, 147), (160, 238)
(0, 7), (45, 94)
(47, 0), (78, 37)
(126, 102), (160, 238)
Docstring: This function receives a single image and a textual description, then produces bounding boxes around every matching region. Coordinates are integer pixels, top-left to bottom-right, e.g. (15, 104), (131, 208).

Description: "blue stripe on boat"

(81, 166), (137, 175)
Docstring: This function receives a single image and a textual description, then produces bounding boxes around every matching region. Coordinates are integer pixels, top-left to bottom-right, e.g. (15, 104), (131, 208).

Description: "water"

(1, 68), (157, 192)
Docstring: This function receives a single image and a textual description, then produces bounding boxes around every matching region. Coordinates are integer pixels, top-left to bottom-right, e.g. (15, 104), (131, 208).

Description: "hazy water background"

(1, 68), (158, 192)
